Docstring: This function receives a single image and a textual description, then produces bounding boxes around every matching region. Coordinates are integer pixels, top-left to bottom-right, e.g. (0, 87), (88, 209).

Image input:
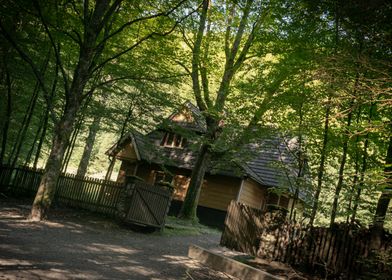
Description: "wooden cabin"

(107, 102), (307, 227)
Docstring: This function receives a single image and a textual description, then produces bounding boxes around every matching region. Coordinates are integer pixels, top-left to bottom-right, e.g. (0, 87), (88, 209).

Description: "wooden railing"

(220, 200), (392, 279)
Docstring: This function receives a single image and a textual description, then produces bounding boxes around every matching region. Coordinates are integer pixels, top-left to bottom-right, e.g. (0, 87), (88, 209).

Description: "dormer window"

(161, 132), (187, 148)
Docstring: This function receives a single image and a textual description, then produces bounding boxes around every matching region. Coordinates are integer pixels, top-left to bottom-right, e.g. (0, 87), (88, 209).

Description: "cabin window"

(267, 193), (290, 210)
(161, 132), (186, 148)
(153, 171), (173, 185)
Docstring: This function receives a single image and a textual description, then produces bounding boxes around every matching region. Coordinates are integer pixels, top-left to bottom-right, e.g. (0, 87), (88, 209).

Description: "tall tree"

(178, 0), (270, 220)
(0, 0), (188, 220)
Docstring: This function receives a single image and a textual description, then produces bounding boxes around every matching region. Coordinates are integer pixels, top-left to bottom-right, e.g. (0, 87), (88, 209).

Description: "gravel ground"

(0, 199), (238, 280)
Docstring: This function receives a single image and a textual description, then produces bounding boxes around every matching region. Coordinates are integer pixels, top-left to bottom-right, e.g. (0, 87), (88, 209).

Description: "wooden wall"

(238, 178), (267, 210)
(198, 175), (241, 211)
(116, 142), (138, 160)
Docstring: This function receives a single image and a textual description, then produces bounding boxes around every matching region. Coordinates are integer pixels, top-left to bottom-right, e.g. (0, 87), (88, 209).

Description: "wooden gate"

(116, 179), (173, 229)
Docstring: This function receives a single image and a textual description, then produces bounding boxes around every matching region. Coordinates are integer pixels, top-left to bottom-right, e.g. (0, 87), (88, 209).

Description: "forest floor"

(0, 198), (238, 280)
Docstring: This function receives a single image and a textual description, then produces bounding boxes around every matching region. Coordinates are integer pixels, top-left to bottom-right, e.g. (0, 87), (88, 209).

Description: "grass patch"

(161, 215), (221, 236)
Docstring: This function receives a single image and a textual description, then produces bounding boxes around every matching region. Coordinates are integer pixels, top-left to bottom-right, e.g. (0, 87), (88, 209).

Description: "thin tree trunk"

(290, 100), (304, 220)
(61, 120), (82, 173)
(347, 143), (360, 223)
(346, 114), (360, 223)
(104, 100), (134, 181)
(33, 108), (49, 169)
(351, 104), (374, 222)
(61, 93), (92, 173)
(330, 99), (354, 226)
(76, 113), (101, 177)
(351, 132), (369, 221)
(24, 112), (44, 166)
(309, 0), (340, 227)
(0, 57), (12, 165)
(178, 143), (210, 220)
(9, 53), (50, 167)
(309, 97), (331, 226)
(9, 82), (40, 167)
(33, 54), (59, 169)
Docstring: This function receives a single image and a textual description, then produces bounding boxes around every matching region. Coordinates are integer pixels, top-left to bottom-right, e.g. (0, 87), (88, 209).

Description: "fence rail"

(221, 200), (392, 279)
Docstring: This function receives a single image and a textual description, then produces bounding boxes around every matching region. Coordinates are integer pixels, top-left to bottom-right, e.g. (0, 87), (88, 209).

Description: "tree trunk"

(9, 82), (40, 167)
(347, 133), (360, 223)
(61, 116), (83, 173)
(351, 105), (373, 222)
(30, 104), (79, 221)
(24, 112), (44, 166)
(0, 57), (12, 165)
(178, 143), (210, 220)
(61, 93), (93, 173)
(330, 101), (354, 226)
(33, 107), (49, 169)
(104, 100), (135, 181)
(76, 114), (101, 177)
(290, 100), (304, 220)
(310, 1), (340, 226)
(9, 53), (49, 167)
(373, 134), (392, 228)
(309, 97), (331, 226)
(104, 157), (116, 181)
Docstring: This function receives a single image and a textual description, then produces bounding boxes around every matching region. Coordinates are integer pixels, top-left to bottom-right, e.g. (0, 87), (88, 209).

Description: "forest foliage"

(0, 0), (391, 227)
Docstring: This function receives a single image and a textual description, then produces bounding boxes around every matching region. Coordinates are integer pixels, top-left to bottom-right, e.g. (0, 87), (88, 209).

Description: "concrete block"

(188, 245), (282, 280)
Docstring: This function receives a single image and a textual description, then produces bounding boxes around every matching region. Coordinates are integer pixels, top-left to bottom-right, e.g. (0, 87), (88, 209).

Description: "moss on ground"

(161, 216), (221, 236)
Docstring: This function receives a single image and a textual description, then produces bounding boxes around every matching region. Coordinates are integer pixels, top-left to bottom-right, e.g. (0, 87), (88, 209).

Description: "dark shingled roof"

(243, 138), (297, 187)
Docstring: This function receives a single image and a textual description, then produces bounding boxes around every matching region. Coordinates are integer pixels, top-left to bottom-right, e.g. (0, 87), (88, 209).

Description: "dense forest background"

(0, 0), (391, 227)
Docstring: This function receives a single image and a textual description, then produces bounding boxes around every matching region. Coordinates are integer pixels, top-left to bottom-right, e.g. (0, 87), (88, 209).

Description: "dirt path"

(0, 200), (235, 280)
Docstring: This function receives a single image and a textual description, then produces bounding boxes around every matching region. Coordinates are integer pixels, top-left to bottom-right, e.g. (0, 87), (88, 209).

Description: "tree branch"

(201, 6), (212, 107)
(175, 60), (192, 75)
(224, 2), (235, 60)
(0, 21), (50, 98)
(96, 0), (187, 49)
(91, 7), (196, 75)
(191, 0), (209, 112)
(33, 0), (70, 96)
(233, 8), (268, 72)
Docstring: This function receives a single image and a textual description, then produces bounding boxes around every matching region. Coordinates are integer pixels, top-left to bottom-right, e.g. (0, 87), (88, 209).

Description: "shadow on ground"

(0, 199), (231, 280)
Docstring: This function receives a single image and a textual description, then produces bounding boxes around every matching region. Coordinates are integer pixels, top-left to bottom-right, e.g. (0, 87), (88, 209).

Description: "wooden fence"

(0, 165), (124, 215)
(220, 200), (392, 279)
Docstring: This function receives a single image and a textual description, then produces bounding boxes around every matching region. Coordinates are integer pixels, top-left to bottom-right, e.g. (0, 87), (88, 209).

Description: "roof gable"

(163, 101), (207, 133)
